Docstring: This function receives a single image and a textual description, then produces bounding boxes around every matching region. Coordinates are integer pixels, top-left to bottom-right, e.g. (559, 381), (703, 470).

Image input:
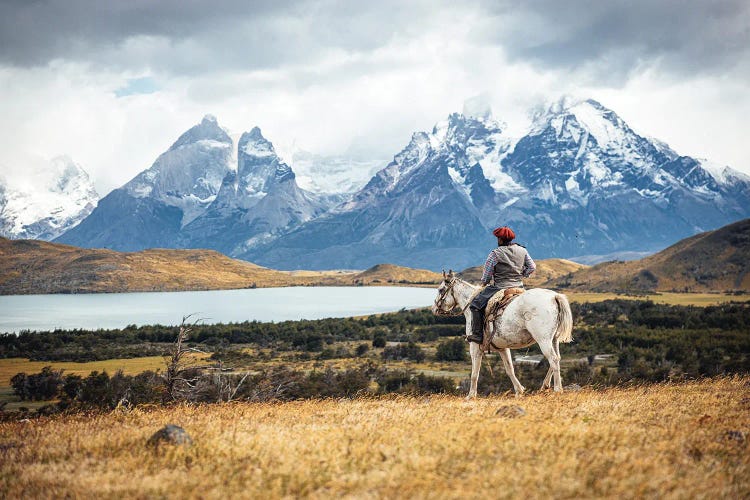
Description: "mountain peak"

(169, 115), (231, 151)
(239, 127), (275, 158)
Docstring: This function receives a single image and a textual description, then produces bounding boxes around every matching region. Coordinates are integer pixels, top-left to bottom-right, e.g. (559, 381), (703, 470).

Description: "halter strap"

(436, 277), (479, 316)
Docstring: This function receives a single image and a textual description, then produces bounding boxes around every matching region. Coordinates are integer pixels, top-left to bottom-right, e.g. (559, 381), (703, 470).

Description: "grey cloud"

(480, 0), (750, 81)
(2, 0), (747, 84)
(0, 0), (444, 75)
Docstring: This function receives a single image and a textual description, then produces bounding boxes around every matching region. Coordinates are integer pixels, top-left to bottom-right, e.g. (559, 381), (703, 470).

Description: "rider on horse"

(466, 226), (536, 344)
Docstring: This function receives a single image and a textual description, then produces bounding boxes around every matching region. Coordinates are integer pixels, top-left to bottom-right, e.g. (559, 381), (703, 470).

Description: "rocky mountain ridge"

(54, 98), (750, 271)
(246, 98), (750, 270)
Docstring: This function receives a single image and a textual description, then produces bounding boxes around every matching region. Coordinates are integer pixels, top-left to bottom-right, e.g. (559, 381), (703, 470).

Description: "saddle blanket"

(482, 287), (525, 352)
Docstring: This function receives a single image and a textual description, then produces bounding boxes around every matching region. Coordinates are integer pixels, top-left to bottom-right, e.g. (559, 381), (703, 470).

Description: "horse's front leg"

(467, 341), (482, 399)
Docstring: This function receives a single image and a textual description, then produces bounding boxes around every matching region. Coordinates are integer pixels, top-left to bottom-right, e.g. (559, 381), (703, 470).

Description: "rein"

(434, 278), (479, 316)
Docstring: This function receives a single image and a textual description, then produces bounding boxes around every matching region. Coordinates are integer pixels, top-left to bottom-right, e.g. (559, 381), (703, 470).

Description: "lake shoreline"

(0, 286), (438, 334)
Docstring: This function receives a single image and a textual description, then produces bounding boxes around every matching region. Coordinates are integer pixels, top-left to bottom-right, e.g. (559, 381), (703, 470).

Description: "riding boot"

(466, 308), (484, 343)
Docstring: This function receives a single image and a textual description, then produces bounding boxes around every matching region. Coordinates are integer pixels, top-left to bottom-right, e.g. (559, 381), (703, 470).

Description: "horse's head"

(432, 269), (460, 316)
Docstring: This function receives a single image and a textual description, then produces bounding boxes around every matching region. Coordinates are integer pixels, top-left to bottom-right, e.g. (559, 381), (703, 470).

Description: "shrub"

(381, 343), (425, 362)
(435, 338), (467, 361)
(355, 344), (370, 356)
(10, 367), (63, 401)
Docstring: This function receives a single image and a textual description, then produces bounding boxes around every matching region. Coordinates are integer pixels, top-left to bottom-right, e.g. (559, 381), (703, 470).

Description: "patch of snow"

(290, 151), (386, 194)
(501, 197), (519, 209)
(129, 183), (153, 198)
(568, 101), (628, 151)
(430, 120), (449, 149)
(537, 180), (557, 203)
(197, 139), (231, 150)
(697, 158), (739, 185)
(242, 139), (275, 158)
(448, 166), (472, 200)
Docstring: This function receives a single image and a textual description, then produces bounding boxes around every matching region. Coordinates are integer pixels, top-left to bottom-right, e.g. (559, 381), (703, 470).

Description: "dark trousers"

(468, 285), (500, 337)
(470, 285), (501, 311)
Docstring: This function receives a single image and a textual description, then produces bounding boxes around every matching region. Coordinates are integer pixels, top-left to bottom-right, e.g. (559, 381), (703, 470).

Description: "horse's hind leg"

(467, 341), (483, 399)
(540, 338), (561, 390)
(538, 338), (563, 392)
(498, 348), (525, 396)
(541, 367), (553, 390)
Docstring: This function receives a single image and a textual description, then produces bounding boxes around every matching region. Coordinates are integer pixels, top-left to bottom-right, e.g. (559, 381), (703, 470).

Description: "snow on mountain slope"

(0, 156), (98, 240)
(289, 150), (385, 195)
(123, 114), (233, 226)
(55, 99), (750, 270)
(243, 98), (750, 270)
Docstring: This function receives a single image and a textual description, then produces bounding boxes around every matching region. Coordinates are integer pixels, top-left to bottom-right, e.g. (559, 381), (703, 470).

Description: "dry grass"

(460, 258), (588, 288)
(0, 355), (209, 387)
(563, 291), (750, 306)
(1, 377), (748, 498)
(0, 238), (443, 294)
(554, 219), (750, 293)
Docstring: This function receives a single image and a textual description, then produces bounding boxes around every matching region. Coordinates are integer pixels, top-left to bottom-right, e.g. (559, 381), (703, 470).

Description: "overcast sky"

(0, 0), (748, 194)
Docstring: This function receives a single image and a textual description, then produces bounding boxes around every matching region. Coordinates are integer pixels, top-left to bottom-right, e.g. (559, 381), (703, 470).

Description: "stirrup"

(466, 334), (483, 344)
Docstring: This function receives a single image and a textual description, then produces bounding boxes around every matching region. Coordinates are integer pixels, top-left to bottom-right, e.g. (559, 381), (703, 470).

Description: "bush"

(375, 370), (456, 394)
(355, 344), (370, 356)
(10, 366), (63, 401)
(435, 338), (467, 361)
(372, 334), (386, 348)
(381, 342), (425, 362)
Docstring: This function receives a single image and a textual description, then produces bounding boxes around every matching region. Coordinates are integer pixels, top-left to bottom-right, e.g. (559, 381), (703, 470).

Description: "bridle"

(434, 276), (475, 316)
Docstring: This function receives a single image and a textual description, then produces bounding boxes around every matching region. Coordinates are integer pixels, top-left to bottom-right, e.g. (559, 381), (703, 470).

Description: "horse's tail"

(554, 293), (573, 343)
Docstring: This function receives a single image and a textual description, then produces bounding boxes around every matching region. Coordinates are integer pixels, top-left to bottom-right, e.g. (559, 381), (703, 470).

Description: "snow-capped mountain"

(56, 99), (750, 271)
(0, 156), (98, 240)
(56, 115), (233, 251)
(56, 116), (330, 253)
(179, 126), (329, 255)
(243, 98), (750, 270)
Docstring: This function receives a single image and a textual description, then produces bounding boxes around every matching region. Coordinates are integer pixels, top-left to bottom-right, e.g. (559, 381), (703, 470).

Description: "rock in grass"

(495, 405), (526, 418)
(725, 430), (746, 444)
(147, 425), (192, 447)
(564, 384), (583, 392)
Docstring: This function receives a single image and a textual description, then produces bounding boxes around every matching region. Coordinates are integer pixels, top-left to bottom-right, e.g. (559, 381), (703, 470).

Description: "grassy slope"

(0, 377), (747, 498)
(0, 238), (591, 294)
(556, 218), (750, 293)
(0, 238), (442, 294)
(459, 258), (587, 287)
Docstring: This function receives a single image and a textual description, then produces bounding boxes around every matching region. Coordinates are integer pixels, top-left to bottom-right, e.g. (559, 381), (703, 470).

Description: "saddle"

(481, 287), (525, 352)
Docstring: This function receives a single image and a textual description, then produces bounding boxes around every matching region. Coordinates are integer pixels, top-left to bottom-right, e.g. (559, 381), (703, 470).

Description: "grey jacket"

(480, 244), (536, 288)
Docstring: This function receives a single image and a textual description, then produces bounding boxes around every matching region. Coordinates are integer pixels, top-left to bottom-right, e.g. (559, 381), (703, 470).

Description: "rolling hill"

(552, 218), (750, 292)
(0, 238), (444, 294)
(0, 238), (595, 295)
(458, 258), (587, 288)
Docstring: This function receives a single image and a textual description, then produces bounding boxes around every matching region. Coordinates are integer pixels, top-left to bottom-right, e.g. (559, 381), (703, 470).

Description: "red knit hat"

(493, 226), (515, 241)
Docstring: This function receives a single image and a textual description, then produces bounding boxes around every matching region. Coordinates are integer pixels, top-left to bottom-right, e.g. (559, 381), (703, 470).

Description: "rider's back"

(490, 244), (528, 289)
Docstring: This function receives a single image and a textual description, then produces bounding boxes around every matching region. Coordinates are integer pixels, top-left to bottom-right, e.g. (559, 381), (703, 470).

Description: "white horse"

(431, 270), (573, 398)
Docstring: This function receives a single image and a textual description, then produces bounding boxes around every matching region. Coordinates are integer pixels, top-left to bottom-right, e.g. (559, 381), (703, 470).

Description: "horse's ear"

(442, 269), (446, 279)
(448, 269), (454, 278)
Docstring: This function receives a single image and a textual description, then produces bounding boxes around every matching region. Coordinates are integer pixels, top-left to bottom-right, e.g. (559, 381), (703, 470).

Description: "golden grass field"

(564, 291), (750, 306)
(0, 354), (210, 388)
(0, 377), (747, 499)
